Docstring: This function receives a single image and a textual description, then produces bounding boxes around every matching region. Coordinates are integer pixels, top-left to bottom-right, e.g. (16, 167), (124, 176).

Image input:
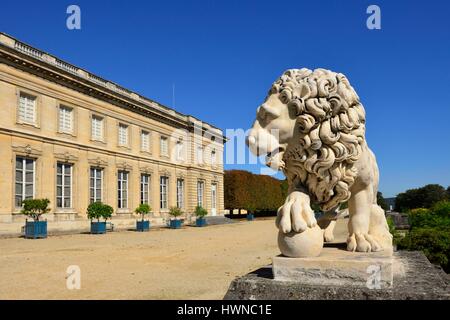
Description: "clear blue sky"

(1, 0), (449, 197)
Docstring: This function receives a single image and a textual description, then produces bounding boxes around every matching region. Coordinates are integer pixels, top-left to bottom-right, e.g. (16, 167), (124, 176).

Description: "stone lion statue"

(246, 68), (392, 253)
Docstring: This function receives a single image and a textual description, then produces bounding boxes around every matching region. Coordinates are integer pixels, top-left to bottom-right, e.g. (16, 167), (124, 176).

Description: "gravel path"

(0, 219), (280, 299)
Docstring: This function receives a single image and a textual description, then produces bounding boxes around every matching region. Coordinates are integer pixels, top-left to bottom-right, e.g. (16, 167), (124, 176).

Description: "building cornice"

(0, 32), (227, 143)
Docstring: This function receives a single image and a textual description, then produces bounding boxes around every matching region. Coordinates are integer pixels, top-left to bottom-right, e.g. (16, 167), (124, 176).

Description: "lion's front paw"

(323, 220), (336, 242)
(276, 191), (317, 234)
(346, 233), (382, 252)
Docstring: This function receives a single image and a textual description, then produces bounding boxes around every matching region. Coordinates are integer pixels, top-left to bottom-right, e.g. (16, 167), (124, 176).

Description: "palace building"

(0, 33), (225, 234)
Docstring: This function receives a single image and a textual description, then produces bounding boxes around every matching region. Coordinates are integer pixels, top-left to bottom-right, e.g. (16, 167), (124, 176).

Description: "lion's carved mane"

(272, 68), (366, 211)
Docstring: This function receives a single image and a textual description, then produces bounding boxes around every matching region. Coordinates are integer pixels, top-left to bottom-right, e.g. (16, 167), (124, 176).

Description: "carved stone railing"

(88, 73), (108, 86)
(111, 84), (132, 97)
(14, 41), (43, 59)
(55, 59), (79, 75)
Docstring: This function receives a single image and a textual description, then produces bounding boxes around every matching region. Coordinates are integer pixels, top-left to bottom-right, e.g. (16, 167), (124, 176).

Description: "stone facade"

(0, 33), (225, 234)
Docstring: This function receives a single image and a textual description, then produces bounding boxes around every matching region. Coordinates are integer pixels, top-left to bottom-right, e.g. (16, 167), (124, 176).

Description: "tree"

(135, 203), (151, 221)
(224, 170), (285, 212)
(377, 192), (389, 211)
(245, 203), (257, 215)
(195, 205), (208, 218)
(397, 201), (450, 273)
(87, 202), (113, 222)
(169, 207), (183, 220)
(397, 228), (450, 273)
(21, 198), (51, 221)
(224, 170), (252, 210)
(447, 186), (450, 200)
(395, 184), (447, 212)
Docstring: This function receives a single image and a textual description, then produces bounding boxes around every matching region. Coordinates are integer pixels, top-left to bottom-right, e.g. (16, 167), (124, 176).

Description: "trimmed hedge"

(397, 228), (450, 273)
(224, 170), (284, 212)
(396, 201), (450, 273)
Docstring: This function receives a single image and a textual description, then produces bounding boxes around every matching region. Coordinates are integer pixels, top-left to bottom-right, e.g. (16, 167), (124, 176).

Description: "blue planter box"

(247, 213), (255, 221)
(170, 219), (182, 229)
(136, 220), (150, 232)
(91, 221), (106, 234)
(196, 217), (207, 227)
(25, 220), (47, 239)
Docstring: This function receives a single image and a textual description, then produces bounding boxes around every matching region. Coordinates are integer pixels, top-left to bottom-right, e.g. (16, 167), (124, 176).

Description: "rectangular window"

(118, 124), (129, 146)
(176, 141), (184, 161)
(59, 105), (73, 133)
(160, 176), (168, 210)
(56, 163), (72, 208)
(18, 93), (36, 124)
(176, 179), (184, 209)
(15, 157), (35, 207)
(140, 174), (151, 204)
(91, 115), (104, 141)
(197, 181), (204, 207)
(89, 167), (103, 203)
(118, 171), (128, 209)
(141, 131), (150, 152)
(211, 150), (217, 166)
(211, 183), (217, 211)
(197, 146), (203, 165)
(160, 136), (168, 157)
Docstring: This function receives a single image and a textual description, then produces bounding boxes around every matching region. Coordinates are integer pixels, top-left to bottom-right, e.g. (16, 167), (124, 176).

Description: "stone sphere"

(278, 225), (324, 258)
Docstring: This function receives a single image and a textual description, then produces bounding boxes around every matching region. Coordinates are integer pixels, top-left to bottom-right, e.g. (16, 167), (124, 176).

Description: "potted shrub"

(21, 198), (50, 239)
(169, 207), (183, 229)
(195, 205), (208, 227)
(246, 204), (256, 221)
(87, 202), (113, 234)
(135, 203), (151, 232)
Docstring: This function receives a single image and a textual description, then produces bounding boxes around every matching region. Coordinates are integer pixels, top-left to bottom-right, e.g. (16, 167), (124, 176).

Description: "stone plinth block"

(273, 247), (397, 288)
(224, 251), (450, 300)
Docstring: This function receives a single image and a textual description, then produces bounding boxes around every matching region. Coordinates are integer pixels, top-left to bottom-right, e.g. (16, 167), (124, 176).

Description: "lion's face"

(246, 68), (367, 210)
(246, 93), (296, 169)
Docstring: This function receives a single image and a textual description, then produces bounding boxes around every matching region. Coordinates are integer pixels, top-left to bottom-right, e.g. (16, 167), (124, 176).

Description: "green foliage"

(395, 184), (447, 212)
(87, 202), (113, 221)
(195, 205), (208, 218)
(169, 206), (183, 219)
(408, 207), (450, 230)
(397, 228), (450, 273)
(311, 202), (321, 212)
(224, 170), (252, 210)
(21, 198), (51, 221)
(280, 179), (289, 199)
(377, 192), (389, 211)
(431, 200), (450, 217)
(224, 170), (285, 212)
(398, 202), (450, 273)
(245, 203), (257, 214)
(386, 216), (402, 245)
(339, 201), (348, 210)
(386, 216), (396, 235)
(135, 203), (151, 219)
(410, 208), (431, 215)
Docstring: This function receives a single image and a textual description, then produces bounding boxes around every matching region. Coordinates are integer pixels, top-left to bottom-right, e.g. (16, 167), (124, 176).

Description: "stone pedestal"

(224, 249), (450, 300)
(273, 247), (397, 289)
